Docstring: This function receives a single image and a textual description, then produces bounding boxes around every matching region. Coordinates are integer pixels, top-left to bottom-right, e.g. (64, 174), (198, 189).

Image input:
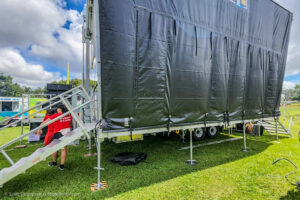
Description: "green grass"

(0, 126), (29, 146)
(0, 105), (299, 200)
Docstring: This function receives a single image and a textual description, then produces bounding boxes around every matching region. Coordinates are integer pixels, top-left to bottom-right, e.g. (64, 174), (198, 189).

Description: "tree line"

(1, 72), (299, 100)
(0, 73), (97, 97)
(292, 84), (300, 101)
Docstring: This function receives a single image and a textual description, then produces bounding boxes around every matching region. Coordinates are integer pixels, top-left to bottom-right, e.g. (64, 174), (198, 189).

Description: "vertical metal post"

(258, 119), (261, 137)
(85, 39), (90, 93)
(186, 130), (197, 165)
(97, 137), (101, 185)
(82, 16), (86, 89)
(276, 117), (278, 141)
(283, 99), (287, 122)
(94, 0), (106, 182)
(20, 94), (25, 145)
(20, 122), (24, 146)
(72, 91), (78, 130)
(87, 137), (92, 156)
(94, 0), (102, 120)
(242, 122), (248, 152)
(288, 117), (293, 132)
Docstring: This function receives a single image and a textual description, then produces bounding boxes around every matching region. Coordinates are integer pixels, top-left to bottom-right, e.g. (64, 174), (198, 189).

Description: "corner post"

(275, 117), (278, 141)
(186, 129), (197, 165)
(242, 122), (248, 152)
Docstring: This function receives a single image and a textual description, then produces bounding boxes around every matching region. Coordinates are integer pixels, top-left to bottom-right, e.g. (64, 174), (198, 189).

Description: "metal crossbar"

(0, 91), (81, 131)
(60, 96), (90, 139)
(0, 85), (88, 125)
(0, 100), (91, 150)
(0, 86), (92, 167)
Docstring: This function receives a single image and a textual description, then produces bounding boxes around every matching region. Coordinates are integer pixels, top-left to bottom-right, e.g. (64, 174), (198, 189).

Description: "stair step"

(0, 123), (96, 187)
(264, 130), (288, 134)
(263, 127), (286, 131)
(267, 132), (289, 135)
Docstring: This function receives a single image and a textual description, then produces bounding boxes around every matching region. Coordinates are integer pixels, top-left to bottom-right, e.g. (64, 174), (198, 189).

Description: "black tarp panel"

(227, 40), (247, 121)
(98, 0), (292, 131)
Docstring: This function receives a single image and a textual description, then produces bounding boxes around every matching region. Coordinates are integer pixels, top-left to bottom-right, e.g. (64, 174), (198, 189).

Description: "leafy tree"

(0, 73), (97, 97)
(292, 84), (300, 101)
(50, 79), (97, 88)
(0, 73), (46, 97)
(0, 73), (24, 97)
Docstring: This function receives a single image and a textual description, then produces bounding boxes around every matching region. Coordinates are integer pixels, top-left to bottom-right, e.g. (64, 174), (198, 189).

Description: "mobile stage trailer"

(90, 0), (292, 137)
(0, 0), (293, 190)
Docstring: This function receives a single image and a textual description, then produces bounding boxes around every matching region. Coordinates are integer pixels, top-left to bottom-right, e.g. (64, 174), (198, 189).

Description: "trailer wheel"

(193, 128), (206, 141)
(207, 126), (219, 139)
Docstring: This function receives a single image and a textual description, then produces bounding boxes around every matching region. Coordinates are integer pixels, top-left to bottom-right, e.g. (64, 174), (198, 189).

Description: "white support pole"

(94, 0), (103, 120)
(276, 117), (278, 141)
(242, 122), (248, 152)
(85, 39), (90, 93)
(1, 149), (14, 165)
(288, 117), (293, 132)
(20, 121), (24, 146)
(20, 94), (25, 145)
(87, 138), (92, 156)
(186, 130), (197, 165)
(258, 119), (261, 137)
(97, 137), (101, 185)
(228, 127), (232, 136)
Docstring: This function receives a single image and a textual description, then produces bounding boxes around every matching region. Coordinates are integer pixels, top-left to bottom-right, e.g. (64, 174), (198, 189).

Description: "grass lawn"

(0, 105), (299, 200)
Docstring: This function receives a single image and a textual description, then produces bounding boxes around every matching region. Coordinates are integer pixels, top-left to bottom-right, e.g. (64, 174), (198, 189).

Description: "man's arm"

(36, 118), (51, 136)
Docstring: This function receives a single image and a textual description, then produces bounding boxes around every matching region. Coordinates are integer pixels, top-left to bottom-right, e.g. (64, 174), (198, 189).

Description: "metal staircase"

(0, 85), (95, 188)
(261, 118), (293, 137)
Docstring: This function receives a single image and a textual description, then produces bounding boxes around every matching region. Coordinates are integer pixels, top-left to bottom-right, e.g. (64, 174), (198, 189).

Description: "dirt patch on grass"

(287, 104), (300, 109)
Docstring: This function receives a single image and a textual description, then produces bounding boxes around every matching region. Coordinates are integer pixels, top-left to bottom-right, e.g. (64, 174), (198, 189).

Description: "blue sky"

(0, 0), (299, 89)
(65, 0), (85, 12)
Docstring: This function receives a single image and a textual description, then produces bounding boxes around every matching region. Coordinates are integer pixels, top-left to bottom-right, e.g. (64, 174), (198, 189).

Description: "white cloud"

(0, 0), (84, 81)
(276, 0), (300, 76)
(0, 49), (60, 88)
(285, 39), (300, 76)
(0, 0), (66, 48)
(283, 81), (297, 90)
(29, 9), (83, 72)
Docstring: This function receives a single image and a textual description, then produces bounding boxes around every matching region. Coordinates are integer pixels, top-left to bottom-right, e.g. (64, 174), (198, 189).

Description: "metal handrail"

(0, 85), (84, 125)
(278, 120), (293, 137)
(1, 149), (14, 165)
(0, 100), (91, 150)
(0, 91), (80, 131)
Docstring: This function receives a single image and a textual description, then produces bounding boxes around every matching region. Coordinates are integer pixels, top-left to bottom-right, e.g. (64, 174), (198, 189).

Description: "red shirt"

(49, 113), (72, 133)
(43, 114), (54, 134)
(43, 114), (55, 146)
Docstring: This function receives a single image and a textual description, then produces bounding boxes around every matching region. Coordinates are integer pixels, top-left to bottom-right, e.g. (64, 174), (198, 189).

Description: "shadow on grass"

(280, 189), (300, 199)
(0, 132), (292, 199)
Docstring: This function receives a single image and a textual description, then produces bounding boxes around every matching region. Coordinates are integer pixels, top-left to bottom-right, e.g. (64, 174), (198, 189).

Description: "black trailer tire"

(192, 128), (206, 141)
(207, 126), (219, 139)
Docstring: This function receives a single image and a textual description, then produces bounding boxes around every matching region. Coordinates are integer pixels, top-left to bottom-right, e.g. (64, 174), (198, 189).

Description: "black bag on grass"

(111, 152), (147, 166)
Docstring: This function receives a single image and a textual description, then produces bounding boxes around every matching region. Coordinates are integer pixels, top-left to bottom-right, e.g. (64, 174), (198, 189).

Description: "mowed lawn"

(0, 105), (299, 200)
